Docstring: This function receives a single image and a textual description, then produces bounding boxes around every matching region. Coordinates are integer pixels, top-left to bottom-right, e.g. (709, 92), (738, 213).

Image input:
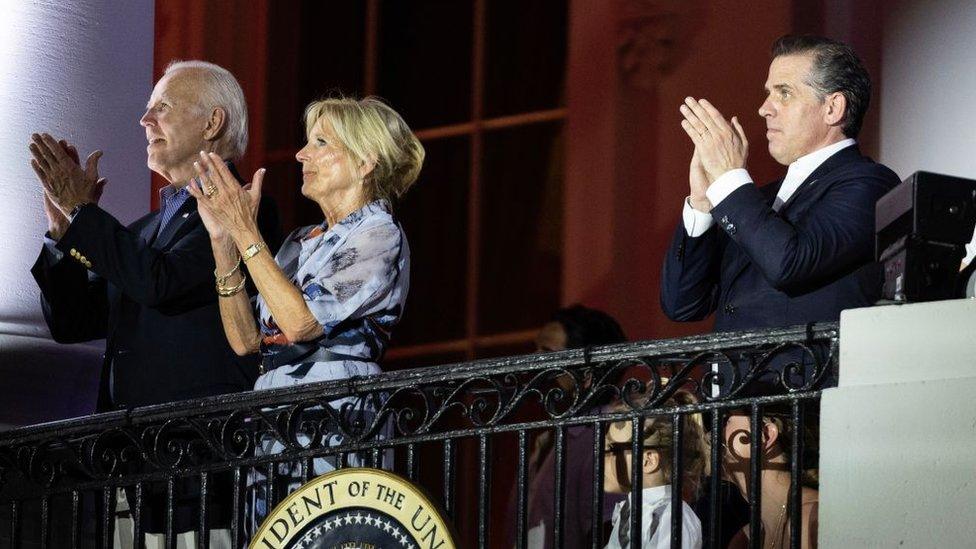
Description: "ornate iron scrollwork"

(0, 324), (837, 499)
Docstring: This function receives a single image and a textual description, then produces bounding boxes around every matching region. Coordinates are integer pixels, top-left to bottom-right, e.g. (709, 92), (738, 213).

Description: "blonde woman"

(190, 95), (422, 393)
(187, 96), (424, 525)
(602, 392), (708, 549)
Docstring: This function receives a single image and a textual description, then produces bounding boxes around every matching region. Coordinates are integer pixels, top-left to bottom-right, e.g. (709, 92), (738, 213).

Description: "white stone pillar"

(0, 0), (154, 427)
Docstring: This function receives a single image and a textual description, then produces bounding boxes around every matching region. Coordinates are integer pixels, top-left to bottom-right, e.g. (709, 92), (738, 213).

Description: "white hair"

(164, 60), (248, 160)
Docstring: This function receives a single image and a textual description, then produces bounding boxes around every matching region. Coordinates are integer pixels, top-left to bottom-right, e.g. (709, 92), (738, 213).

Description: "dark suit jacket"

(661, 145), (900, 332)
(32, 167), (282, 413)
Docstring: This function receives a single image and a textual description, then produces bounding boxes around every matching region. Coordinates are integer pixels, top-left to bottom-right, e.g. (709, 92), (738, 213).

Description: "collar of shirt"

(778, 137), (856, 204)
(614, 485), (673, 517)
(607, 485), (676, 548)
(301, 199), (392, 243)
(296, 199), (392, 267)
(158, 183), (192, 210)
(631, 484), (671, 508)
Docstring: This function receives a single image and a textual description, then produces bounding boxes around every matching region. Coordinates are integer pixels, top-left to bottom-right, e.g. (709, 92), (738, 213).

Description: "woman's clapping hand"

(186, 151), (265, 243)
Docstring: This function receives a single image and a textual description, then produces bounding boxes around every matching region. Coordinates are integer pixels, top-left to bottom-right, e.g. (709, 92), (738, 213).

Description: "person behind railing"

(186, 96), (424, 531)
(723, 404), (819, 549)
(602, 391), (708, 548)
(511, 305), (628, 548)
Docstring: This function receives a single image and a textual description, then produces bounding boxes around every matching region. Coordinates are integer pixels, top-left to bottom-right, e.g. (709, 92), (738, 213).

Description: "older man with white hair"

(29, 60), (280, 547)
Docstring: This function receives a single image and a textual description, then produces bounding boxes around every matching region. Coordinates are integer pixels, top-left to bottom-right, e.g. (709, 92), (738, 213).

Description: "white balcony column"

(0, 0), (154, 427)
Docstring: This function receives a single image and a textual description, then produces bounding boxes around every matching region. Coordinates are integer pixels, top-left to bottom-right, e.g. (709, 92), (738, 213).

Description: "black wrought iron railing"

(0, 323), (838, 549)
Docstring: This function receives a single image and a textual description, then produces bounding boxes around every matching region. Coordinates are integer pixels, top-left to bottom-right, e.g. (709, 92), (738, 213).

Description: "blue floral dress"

(254, 199), (409, 388)
(247, 200), (409, 532)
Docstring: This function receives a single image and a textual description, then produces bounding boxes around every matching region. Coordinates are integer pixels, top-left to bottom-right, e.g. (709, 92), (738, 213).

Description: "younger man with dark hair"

(661, 35), (900, 332)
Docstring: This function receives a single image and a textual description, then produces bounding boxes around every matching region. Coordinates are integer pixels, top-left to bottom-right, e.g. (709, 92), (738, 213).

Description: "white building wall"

(0, 0), (154, 426)
(878, 0), (976, 180)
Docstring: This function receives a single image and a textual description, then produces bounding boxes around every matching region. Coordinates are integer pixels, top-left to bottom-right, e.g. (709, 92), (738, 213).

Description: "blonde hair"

(607, 391), (709, 493)
(303, 96), (425, 204)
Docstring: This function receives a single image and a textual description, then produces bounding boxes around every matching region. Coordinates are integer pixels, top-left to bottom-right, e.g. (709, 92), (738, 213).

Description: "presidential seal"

(251, 468), (456, 549)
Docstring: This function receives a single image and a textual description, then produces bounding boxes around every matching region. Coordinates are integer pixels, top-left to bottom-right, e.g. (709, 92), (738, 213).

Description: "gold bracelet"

(214, 257), (242, 285)
(241, 242), (266, 262)
(217, 272), (247, 297)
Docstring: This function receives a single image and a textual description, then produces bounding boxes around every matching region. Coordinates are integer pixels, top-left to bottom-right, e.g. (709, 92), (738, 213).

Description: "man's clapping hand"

(29, 133), (106, 220)
(679, 97), (748, 185)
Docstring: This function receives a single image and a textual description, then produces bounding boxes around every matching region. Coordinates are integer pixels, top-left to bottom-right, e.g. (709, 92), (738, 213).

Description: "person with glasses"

(602, 391), (708, 548)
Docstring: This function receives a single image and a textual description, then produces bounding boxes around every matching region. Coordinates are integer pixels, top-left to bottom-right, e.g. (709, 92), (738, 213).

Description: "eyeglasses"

(603, 442), (668, 455)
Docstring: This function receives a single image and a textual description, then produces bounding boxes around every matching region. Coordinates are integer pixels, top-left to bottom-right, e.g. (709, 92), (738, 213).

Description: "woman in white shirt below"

(603, 392), (708, 549)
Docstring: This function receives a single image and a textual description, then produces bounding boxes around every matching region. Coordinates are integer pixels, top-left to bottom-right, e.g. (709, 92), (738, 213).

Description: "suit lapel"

(153, 197), (197, 249)
(139, 211), (162, 245)
(725, 145), (864, 292)
(148, 161), (241, 249)
(777, 145), (862, 216)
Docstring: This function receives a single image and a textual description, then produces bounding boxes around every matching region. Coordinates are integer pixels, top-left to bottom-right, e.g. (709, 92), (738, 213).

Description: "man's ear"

(203, 106), (227, 142)
(823, 91), (847, 127)
(643, 450), (661, 475)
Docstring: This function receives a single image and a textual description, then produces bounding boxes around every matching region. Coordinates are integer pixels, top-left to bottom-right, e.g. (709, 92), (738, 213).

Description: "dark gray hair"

(164, 60), (248, 160)
(771, 35), (871, 138)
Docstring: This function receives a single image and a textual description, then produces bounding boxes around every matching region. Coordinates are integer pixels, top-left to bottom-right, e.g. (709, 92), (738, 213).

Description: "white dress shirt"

(604, 485), (703, 549)
(682, 138), (857, 237)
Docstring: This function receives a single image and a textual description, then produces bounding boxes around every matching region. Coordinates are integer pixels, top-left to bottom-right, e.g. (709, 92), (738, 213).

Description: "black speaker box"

(879, 235), (964, 302)
(875, 171), (976, 302)
(875, 171), (976, 258)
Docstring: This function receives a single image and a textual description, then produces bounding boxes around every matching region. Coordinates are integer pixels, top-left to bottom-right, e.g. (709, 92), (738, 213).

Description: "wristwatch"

(241, 242), (266, 262)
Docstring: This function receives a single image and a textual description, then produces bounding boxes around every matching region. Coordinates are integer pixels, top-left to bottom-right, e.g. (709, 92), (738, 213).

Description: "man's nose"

(140, 109), (154, 127)
(758, 97), (773, 118)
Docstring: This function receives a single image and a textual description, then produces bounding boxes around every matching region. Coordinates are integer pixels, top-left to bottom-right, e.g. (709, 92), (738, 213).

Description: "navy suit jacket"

(31, 165), (283, 534)
(32, 165), (282, 413)
(661, 145), (900, 332)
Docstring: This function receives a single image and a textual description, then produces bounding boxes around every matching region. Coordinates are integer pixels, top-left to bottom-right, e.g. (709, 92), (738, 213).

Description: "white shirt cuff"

(705, 168), (753, 207)
(682, 197), (715, 237)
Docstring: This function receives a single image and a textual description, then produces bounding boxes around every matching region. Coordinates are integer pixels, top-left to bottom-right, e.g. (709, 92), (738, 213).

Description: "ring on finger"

(203, 184), (218, 197)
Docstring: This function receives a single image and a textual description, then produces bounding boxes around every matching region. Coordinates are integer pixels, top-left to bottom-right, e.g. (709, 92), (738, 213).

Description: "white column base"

(819, 299), (976, 547)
